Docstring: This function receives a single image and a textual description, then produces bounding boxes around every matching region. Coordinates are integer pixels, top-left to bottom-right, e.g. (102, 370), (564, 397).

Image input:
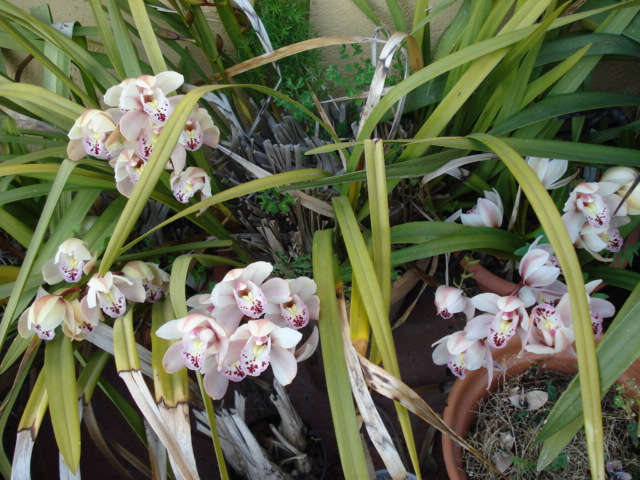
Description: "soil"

(464, 366), (640, 479)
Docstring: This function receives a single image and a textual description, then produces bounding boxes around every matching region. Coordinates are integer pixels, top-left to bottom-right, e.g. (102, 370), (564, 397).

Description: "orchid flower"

(156, 313), (228, 372)
(201, 342), (245, 400)
(67, 109), (122, 161)
(517, 238), (566, 307)
(122, 261), (169, 302)
(265, 276), (319, 329)
(104, 72), (184, 141)
(466, 294), (528, 349)
(170, 106), (220, 174)
(111, 149), (147, 197)
(170, 167), (213, 206)
(555, 280), (615, 337)
(432, 331), (491, 379)
(577, 221), (624, 258)
(562, 182), (629, 241)
(81, 272), (146, 319)
(601, 166), (640, 215)
(17, 289), (75, 340)
(523, 303), (575, 354)
(227, 319), (303, 385)
(294, 327), (320, 362)
(210, 261), (290, 329)
(460, 189), (503, 228)
(434, 285), (474, 320)
(526, 157), (573, 190)
(42, 238), (97, 284)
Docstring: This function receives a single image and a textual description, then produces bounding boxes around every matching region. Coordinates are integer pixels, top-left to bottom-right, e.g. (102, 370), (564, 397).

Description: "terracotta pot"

(458, 254), (518, 296)
(440, 338), (640, 480)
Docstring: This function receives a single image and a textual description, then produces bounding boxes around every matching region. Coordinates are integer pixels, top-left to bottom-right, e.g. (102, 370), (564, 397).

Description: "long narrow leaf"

(45, 334), (80, 473)
(333, 196), (421, 478)
(0, 159), (75, 354)
(312, 229), (370, 478)
(471, 133), (604, 479)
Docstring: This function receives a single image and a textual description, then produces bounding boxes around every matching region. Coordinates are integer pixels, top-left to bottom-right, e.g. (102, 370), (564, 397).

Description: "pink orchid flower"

(81, 272), (146, 319)
(467, 294), (528, 349)
(562, 182), (628, 241)
(434, 285), (475, 320)
(67, 109), (122, 161)
(42, 238), (97, 284)
(432, 331), (491, 379)
(104, 71), (184, 141)
(122, 261), (169, 302)
(577, 222), (624, 258)
(170, 167), (213, 206)
(555, 280), (615, 337)
(156, 313), (228, 372)
(517, 238), (566, 307)
(210, 261), (290, 328)
(169, 106), (221, 175)
(111, 149), (147, 197)
(228, 319), (303, 385)
(460, 189), (503, 228)
(265, 276), (319, 329)
(201, 342), (246, 400)
(523, 303), (575, 354)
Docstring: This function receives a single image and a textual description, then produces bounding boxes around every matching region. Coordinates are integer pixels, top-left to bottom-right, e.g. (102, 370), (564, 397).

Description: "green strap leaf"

(45, 334), (81, 473)
(470, 133), (604, 479)
(312, 229), (370, 478)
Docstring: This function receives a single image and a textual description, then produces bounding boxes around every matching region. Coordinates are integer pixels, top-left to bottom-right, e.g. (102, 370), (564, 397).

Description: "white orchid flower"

(104, 71), (184, 141)
(467, 294), (528, 349)
(523, 303), (574, 354)
(434, 285), (474, 320)
(122, 261), (169, 302)
(432, 331), (490, 379)
(81, 272), (146, 319)
(517, 238), (566, 307)
(111, 149), (147, 197)
(42, 238), (97, 284)
(265, 276), (319, 329)
(600, 166), (640, 215)
(460, 189), (503, 228)
(170, 167), (213, 206)
(18, 289), (73, 340)
(562, 181), (629, 241)
(67, 109), (122, 161)
(210, 261), (290, 329)
(228, 319), (302, 384)
(526, 157), (573, 190)
(156, 313), (228, 372)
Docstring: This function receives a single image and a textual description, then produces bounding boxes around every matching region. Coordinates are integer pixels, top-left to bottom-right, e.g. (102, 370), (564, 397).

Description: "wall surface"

(6, 0), (639, 95)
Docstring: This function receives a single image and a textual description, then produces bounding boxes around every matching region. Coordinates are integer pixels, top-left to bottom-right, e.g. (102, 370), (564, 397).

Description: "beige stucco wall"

(6, 0), (639, 95)
(8, 0), (437, 84)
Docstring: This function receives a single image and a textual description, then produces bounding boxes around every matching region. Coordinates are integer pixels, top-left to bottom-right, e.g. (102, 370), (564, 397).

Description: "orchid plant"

(2, 1), (640, 480)
(433, 159), (639, 381)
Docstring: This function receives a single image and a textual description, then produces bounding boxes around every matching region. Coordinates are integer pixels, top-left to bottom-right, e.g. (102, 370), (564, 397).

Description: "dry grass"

(464, 366), (640, 479)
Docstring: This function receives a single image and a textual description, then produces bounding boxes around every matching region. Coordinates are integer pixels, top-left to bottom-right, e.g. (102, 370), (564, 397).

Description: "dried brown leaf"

(358, 355), (508, 479)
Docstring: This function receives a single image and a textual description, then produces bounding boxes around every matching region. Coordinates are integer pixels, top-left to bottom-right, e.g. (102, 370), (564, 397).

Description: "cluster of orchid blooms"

(432, 158), (639, 381)
(18, 72), (321, 401)
(67, 71), (217, 204)
(18, 238), (319, 400)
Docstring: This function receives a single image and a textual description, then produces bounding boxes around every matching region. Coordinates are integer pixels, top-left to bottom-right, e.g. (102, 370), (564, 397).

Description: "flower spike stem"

(197, 371), (230, 480)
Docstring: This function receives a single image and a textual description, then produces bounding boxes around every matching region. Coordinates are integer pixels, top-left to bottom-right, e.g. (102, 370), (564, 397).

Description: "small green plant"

(272, 251), (313, 279)
(257, 188), (297, 214)
(613, 380), (640, 448)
